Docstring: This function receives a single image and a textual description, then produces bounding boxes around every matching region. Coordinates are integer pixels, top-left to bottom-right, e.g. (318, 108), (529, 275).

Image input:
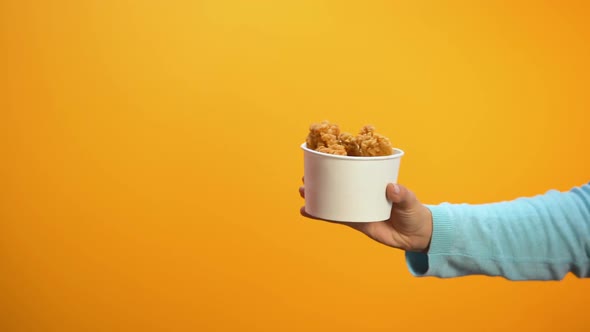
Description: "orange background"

(2, 1), (589, 331)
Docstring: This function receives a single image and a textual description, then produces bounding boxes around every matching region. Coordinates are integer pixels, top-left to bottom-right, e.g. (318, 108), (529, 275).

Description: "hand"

(299, 181), (433, 252)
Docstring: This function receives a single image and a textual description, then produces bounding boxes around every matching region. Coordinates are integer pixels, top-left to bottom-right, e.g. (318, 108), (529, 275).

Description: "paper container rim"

(301, 143), (404, 161)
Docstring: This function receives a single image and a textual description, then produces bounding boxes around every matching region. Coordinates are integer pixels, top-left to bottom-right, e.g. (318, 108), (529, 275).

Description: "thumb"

(386, 183), (418, 210)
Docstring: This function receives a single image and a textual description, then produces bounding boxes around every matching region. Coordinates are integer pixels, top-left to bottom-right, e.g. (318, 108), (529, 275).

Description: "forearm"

(406, 183), (590, 280)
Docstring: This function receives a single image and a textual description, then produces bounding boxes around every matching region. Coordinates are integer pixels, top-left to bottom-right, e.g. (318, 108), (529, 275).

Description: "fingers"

(386, 183), (417, 210)
(385, 183), (401, 202)
(300, 177), (305, 198)
(300, 206), (319, 219)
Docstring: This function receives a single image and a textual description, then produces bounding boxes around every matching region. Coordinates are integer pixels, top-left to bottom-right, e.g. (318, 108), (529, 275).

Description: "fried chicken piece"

(338, 132), (361, 156)
(317, 145), (347, 155)
(306, 121), (340, 150)
(356, 125), (394, 156)
(306, 121), (347, 155)
(306, 121), (394, 156)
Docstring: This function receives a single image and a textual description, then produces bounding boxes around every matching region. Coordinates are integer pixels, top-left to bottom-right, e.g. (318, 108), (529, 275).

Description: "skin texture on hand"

(299, 181), (433, 252)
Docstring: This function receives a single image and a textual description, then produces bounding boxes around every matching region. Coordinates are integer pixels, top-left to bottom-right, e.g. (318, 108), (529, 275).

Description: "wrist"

(407, 205), (433, 252)
(420, 206), (433, 252)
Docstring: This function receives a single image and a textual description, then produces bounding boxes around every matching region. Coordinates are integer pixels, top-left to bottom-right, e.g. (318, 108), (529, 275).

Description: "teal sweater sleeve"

(406, 183), (590, 280)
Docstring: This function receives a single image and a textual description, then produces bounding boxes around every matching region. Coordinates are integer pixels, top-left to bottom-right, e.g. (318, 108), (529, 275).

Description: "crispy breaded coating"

(306, 121), (394, 156)
(317, 145), (347, 155)
(305, 121), (347, 155)
(356, 125), (394, 156)
(306, 121), (341, 150)
(338, 132), (361, 156)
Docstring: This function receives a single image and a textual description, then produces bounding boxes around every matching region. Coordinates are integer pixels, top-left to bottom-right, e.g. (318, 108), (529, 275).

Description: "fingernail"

(393, 183), (400, 194)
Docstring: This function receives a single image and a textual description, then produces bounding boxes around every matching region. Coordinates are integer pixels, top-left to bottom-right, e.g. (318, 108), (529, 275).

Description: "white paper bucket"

(302, 143), (404, 222)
